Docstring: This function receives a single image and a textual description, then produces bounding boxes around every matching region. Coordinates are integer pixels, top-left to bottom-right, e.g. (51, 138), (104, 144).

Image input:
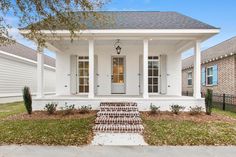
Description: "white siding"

(0, 54), (56, 103)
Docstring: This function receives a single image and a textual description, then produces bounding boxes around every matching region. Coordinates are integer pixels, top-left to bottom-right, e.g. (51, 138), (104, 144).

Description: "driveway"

(0, 145), (236, 157)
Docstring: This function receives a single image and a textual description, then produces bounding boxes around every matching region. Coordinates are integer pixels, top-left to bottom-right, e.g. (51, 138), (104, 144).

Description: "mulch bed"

(142, 111), (236, 123)
(5, 110), (97, 121)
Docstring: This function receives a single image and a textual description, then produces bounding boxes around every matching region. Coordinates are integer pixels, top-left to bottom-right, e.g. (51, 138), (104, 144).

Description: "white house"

(20, 11), (219, 111)
(0, 42), (56, 103)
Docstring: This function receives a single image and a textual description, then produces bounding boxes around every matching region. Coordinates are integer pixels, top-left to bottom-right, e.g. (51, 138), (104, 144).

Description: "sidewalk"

(0, 145), (236, 157)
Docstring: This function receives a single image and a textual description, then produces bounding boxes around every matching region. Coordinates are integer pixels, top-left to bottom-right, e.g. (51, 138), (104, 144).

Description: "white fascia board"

(20, 29), (220, 35)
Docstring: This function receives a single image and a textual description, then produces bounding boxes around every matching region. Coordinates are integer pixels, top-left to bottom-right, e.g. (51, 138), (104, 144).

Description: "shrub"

(79, 105), (92, 114)
(22, 86), (32, 114)
(189, 106), (203, 115)
(61, 103), (75, 115)
(205, 89), (213, 115)
(150, 104), (160, 114)
(44, 102), (57, 114)
(170, 104), (185, 115)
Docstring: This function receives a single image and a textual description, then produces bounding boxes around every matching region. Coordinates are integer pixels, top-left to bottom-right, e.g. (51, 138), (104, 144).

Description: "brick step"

(100, 102), (137, 107)
(93, 124), (144, 133)
(95, 116), (142, 124)
(97, 111), (140, 117)
(100, 106), (138, 112)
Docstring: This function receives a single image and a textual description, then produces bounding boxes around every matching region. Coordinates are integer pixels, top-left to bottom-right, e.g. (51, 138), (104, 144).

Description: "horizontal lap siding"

(0, 57), (55, 96)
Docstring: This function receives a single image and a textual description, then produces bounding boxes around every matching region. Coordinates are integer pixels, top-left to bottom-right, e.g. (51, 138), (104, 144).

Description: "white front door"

(111, 56), (126, 94)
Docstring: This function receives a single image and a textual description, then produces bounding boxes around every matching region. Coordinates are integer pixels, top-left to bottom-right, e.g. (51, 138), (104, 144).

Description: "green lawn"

(0, 102), (26, 119)
(143, 110), (236, 145)
(0, 102), (95, 145)
(213, 108), (236, 119)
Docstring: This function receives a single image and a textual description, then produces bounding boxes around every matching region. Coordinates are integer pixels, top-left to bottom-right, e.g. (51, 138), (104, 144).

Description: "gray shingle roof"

(0, 42), (55, 67)
(182, 36), (236, 69)
(24, 11), (217, 30)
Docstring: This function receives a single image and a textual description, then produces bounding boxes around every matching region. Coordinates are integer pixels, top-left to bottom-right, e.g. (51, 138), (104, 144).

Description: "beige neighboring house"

(0, 42), (56, 103)
(182, 36), (236, 95)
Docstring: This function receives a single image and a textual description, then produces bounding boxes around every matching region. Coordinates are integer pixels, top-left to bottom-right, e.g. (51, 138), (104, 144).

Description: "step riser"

(94, 102), (143, 133)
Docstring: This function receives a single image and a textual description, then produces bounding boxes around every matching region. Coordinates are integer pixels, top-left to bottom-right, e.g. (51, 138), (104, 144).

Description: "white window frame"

(148, 56), (160, 94)
(206, 66), (213, 86)
(77, 56), (89, 94)
(187, 71), (192, 86)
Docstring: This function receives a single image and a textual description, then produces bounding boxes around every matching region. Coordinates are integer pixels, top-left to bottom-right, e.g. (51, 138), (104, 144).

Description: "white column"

(37, 46), (44, 98)
(88, 40), (94, 98)
(143, 39), (149, 98)
(193, 40), (201, 99)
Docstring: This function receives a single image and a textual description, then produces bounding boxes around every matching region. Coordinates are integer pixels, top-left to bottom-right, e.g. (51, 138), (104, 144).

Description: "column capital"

(37, 45), (44, 54)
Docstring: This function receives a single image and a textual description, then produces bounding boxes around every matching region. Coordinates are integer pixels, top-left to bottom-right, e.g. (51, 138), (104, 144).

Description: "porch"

(33, 95), (204, 111)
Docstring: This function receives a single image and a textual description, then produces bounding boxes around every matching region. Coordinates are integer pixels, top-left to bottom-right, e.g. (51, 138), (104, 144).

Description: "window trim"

(187, 71), (193, 86)
(206, 66), (214, 86)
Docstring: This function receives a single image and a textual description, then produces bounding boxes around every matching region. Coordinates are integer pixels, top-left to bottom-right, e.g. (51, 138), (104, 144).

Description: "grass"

(0, 102), (95, 145)
(143, 119), (236, 145)
(213, 108), (236, 119)
(0, 102), (25, 119)
(143, 110), (236, 145)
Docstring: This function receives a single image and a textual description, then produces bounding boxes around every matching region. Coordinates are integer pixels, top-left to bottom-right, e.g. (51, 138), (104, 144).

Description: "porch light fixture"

(114, 39), (122, 54)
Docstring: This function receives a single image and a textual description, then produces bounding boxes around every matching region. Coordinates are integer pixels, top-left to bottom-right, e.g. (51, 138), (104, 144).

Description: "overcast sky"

(6, 0), (236, 59)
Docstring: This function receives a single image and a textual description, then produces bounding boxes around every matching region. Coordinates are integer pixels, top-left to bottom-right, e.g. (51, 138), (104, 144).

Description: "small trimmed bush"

(79, 105), (92, 114)
(61, 103), (75, 115)
(44, 102), (57, 114)
(150, 104), (160, 114)
(22, 86), (32, 114)
(189, 106), (203, 115)
(205, 89), (213, 115)
(170, 104), (185, 115)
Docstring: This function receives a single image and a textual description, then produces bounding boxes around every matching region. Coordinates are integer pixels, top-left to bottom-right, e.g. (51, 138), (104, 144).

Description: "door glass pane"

(78, 56), (89, 93)
(84, 69), (89, 76)
(119, 75), (124, 83)
(84, 62), (89, 68)
(79, 86), (84, 92)
(153, 62), (158, 68)
(79, 70), (84, 76)
(148, 69), (152, 76)
(113, 75), (119, 83)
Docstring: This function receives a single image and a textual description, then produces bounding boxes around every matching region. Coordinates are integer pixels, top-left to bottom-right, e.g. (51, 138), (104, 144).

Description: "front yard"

(1, 102), (236, 146)
(0, 102), (95, 145)
(142, 110), (236, 145)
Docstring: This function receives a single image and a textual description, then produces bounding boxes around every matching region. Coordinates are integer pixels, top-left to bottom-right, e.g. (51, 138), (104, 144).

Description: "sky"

(6, 0), (236, 59)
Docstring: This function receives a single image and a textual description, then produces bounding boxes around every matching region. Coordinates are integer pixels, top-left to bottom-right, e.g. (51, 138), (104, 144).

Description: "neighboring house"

(182, 36), (236, 96)
(19, 11), (219, 111)
(0, 42), (56, 103)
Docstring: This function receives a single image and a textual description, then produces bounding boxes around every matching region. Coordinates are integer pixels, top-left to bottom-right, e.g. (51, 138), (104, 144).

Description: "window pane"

(148, 61), (152, 68)
(148, 69), (152, 76)
(84, 62), (89, 68)
(79, 86), (84, 92)
(153, 86), (158, 93)
(188, 72), (192, 78)
(153, 61), (158, 68)
(84, 78), (89, 85)
(79, 62), (83, 68)
(84, 69), (89, 76)
(148, 86), (152, 93)
(119, 58), (124, 65)
(153, 78), (158, 84)
(79, 70), (84, 76)
(188, 79), (192, 85)
(208, 76), (213, 85)
(207, 67), (213, 75)
(84, 86), (89, 92)
(148, 78), (152, 84)
(79, 78), (84, 85)
(153, 56), (158, 59)
(153, 69), (158, 76)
